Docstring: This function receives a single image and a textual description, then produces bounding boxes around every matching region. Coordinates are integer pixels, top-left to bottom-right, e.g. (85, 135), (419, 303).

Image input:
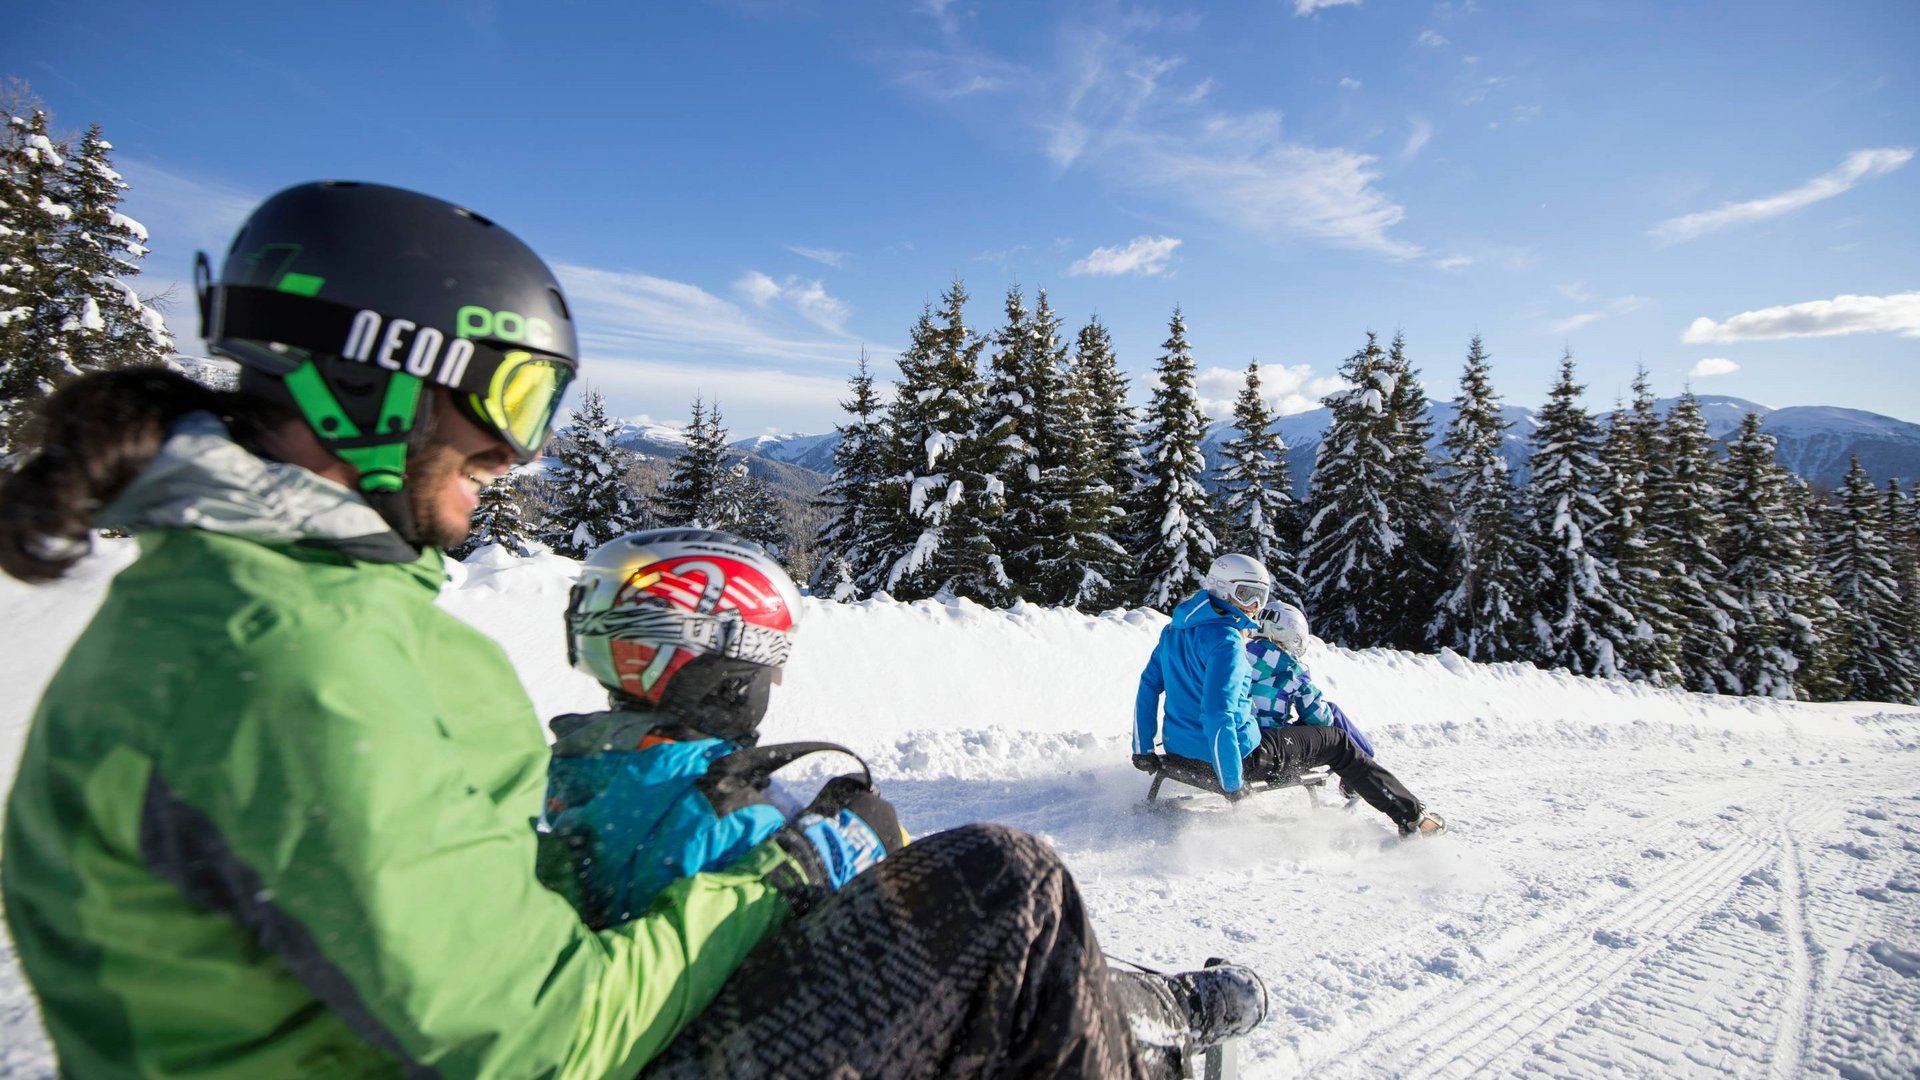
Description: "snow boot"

(1108, 959), (1268, 1078)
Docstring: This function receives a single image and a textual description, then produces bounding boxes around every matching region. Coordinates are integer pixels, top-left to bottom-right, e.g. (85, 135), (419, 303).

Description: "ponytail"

(0, 368), (249, 583)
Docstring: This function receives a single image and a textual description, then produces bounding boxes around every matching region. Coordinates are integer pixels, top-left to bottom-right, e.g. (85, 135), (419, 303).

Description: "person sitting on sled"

(1133, 555), (1444, 836)
(543, 527), (904, 929)
(1244, 598), (1373, 804)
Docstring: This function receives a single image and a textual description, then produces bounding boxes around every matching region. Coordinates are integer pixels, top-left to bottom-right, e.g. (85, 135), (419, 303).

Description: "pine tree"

(1430, 335), (1534, 661)
(1377, 332), (1447, 649)
(453, 473), (535, 558)
(58, 124), (170, 375)
(1645, 389), (1738, 693)
(544, 387), (644, 558)
(1823, 455), (1917, 703)
(716, 460), (791, 566)
(1048, 314), (1136, 608)
(1597, 370), (1683, 685)
(1523, 351), (1637, 678)
(977, 285), (1048, 598)
(1213, 360), (1303, 607)
(1887, 480), (1920, 690)
(810, 350), (889, 600)
(1127, 307), (1217, 611)
(870, 281), (1009, 602)
(1784, 476), (1846, 702)
(1301, 333), (1399, 646)
(0, 109), (72, 457)
(653, 397), (730, 527)
(1719, 413), (1818, 698)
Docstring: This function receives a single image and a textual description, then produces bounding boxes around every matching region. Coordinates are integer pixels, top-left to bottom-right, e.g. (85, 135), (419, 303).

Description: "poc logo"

(457, 305), (555, 349)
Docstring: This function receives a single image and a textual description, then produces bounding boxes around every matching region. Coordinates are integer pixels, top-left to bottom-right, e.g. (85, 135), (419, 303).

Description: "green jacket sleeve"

(153, 604), (801, 1079)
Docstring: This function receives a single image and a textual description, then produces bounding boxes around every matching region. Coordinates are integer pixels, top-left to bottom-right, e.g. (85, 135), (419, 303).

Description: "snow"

(4, 543), (1920, 1078)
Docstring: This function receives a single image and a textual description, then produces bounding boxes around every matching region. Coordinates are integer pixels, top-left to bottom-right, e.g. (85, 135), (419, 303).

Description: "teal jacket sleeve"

(1202, 628), (1252, 792)
(1134, 627), (1168, 755)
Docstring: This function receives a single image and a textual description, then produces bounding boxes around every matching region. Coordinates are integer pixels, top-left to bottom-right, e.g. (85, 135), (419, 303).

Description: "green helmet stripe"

(282, 361), (422, 495)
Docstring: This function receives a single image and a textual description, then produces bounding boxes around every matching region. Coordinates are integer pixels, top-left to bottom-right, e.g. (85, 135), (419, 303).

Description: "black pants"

(643, 823), (1149, 1080)
(1245, 724), (1424, 829)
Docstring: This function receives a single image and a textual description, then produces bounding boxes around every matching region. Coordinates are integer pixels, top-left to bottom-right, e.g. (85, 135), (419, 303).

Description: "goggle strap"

(570, 604), (792, 669)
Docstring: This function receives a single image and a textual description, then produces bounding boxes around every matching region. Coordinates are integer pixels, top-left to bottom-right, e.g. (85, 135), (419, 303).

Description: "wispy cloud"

(1682, 292), (1920, 343)
(1690, 357), (1739, 378)
(731, 271), (851, 331)
(1194, 363), (1347, 418)
(1294, 0), (1362, 15)
(1417, 28), (1449, 47)
(1550, 295), (1646, 335)
(1069, 235), (1182, 277)
(893, 12), (1420, 260)
(1432, 253), (1473, 271)
(1402, 117), (1432, 159)
(559, 263), (865, 368)
(1338, 75), (1361, 90)
(1651, 148), (1914, 243)
(785, 244), (851, 268)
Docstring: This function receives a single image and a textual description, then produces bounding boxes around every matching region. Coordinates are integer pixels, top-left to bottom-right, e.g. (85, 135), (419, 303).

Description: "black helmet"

(196, 181), (578, 535)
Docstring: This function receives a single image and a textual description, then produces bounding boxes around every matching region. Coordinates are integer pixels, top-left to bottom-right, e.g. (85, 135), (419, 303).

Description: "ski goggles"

(1223, 581), (1271, 610)
(453, 349), (573, 462)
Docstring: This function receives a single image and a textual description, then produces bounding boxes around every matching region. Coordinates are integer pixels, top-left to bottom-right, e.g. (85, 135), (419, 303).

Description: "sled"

(1142, 752), (1335, 808)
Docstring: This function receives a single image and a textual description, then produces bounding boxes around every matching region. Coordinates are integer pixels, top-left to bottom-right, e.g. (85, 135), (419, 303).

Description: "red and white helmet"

(566, 529), (802, 721)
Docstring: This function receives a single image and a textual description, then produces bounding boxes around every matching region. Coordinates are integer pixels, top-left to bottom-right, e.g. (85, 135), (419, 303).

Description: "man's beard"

(402, 403), (473, 551)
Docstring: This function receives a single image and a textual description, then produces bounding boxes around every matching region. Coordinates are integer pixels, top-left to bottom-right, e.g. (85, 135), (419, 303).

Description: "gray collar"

(96, 412), (419, 563)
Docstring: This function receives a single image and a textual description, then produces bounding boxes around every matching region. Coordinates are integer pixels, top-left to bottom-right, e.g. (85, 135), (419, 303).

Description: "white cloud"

(1689, 358), (1740, 378)
(1195, 363), (1347, 420)
(1550, 295), (1646, 335)
(1403, 117), (1432, 159)
(1432, 254), (1473, 271)
(897, 14), (1419, 260)
(730, 271), (849, 331)
(786, 244), (851, 268)
(1294, 0), (1362, 14)
(559, 263), (866, 370)
(1651, 147), (1914, 243)
(1338, 76), (1362, 90)
(1069, 235), (1182, 277)
(1681, 291), (1920, 343)
(1417, 28), (1449, 47)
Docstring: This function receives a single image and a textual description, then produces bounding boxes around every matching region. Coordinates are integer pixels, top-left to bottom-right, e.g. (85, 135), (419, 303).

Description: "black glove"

(1132, 753), (1162, 773)
(1223, 785), (1251, 804)
(805, 774), (908, 856)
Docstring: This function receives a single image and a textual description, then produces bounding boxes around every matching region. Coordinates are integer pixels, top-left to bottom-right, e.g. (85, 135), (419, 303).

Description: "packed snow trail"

(2, 544), (1917, 1078)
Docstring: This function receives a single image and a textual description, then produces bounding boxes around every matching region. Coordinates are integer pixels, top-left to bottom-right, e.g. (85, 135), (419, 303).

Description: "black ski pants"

(643, 822), (1151, 1080)
(1245, 724), (1424, 830)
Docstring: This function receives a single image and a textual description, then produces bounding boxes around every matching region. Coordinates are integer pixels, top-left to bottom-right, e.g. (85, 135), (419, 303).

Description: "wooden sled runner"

(1142, 752), (1335, 807)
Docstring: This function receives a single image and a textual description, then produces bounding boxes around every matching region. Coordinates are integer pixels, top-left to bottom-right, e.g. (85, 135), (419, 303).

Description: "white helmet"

(1203, 552), (1272, 613)
(1257, 599), (1310, 653)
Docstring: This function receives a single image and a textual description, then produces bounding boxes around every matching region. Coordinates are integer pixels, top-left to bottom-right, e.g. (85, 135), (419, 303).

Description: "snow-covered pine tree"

(1047, 313), (1136, 608)
(1646, 389), (1738, 693)
(1301, 333), (1400, 646)
(1213, 360), (1303, 607)
(977, 285), (1047, 599)
(1597, 370), (1683, 685)
(1430, 335), (1534, 662)
(1886, 480), (1920, 692)
(543, 387), (644, 558)
(1719, 412), (1819, 699)
(653, 397), (729, 527)
(1127, 307), (1217, 611)
(871, 281), (1009, 602)
(1377, 332), (1447, 650)
(810, 349), (889, 600)
(453, 473), (536, 558)
(1784, 475), (1846, 702)
(1523, 351), (1637, 679)
(0, 108), (71, 458)
(716, 460), (791, 567)
(1822, 454), (1917, 703)
(58, 124), (170, 376)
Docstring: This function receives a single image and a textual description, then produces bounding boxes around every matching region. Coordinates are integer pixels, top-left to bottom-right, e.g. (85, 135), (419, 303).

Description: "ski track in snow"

(3, 544), (1919, 1078)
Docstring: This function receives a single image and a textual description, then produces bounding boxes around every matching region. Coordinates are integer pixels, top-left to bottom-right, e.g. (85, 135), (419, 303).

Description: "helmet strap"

(281, 358), (430, 545)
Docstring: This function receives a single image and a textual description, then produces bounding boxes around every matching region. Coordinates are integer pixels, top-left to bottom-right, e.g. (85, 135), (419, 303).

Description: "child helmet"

(197, 181), (578, 542)
(1257, 599), (1310, 653)
(1202, 552), (1272, 613)
(566, 528), (802, 741)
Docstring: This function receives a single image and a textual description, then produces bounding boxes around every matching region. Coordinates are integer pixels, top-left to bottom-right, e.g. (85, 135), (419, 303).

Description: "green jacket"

(2, 414), (810, 1079)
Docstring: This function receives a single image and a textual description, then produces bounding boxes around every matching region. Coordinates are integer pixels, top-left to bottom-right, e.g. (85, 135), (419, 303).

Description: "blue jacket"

(544, 711), (789, 928)
(1244, 639), (1375, 757)
(1135, 591), (1260, 792)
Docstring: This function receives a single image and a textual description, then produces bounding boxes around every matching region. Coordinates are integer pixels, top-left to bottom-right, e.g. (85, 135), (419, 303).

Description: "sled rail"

(1144, 752), (1329, 804)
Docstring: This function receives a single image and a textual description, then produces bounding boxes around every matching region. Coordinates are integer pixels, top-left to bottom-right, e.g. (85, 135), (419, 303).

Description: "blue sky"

(10, 0), (1917, 436)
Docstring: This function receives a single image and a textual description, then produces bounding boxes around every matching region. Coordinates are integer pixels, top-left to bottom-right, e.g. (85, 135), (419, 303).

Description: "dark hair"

(0, 367), (279, 583)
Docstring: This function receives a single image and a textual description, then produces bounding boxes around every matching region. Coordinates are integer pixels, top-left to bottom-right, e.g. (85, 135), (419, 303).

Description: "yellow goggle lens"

(471, 351), (571, 458)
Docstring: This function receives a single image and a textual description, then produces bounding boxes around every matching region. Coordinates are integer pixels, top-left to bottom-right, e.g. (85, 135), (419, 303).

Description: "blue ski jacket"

(1244, 639), (1375, 757)
(1134, 591), (1260, 793)
(544, 712), (791, 928)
